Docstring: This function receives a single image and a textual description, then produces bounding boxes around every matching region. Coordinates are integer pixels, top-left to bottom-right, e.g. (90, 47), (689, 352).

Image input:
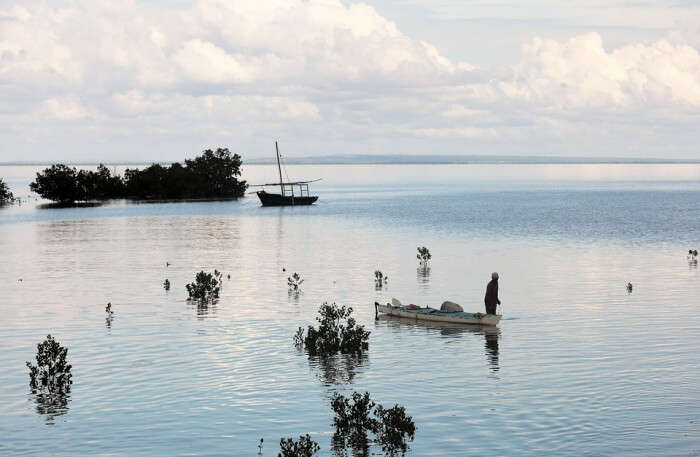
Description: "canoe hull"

(256, 191), (318, 206)
(375, 303), (501, 326)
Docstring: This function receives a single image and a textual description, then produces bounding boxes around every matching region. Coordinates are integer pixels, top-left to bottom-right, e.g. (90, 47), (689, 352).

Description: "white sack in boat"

(440, 301), (463, 312)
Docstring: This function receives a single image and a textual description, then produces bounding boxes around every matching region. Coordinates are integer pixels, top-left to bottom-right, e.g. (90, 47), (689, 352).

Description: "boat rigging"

(250, 142), (320, 206)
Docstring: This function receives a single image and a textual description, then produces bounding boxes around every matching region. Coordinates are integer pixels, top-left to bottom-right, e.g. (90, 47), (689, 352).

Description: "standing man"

(484, 272), (501, 315)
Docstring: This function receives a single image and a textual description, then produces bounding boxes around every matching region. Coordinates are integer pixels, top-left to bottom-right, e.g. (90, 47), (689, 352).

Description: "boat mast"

(275, 141), (284, 196)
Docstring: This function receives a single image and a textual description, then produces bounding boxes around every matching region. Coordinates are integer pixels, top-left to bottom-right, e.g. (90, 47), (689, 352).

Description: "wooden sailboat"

(252, 142), (320, 206)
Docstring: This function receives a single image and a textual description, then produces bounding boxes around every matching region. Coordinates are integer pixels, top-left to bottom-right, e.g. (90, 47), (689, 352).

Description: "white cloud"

(497, 33), (700, 109)
(0, 0), (699, 160)
(39, 97), (90, 120)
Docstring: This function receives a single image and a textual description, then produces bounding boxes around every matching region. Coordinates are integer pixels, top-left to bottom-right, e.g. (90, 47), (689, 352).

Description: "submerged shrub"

(26, 334), (72, 394)
(278, 434), (320, 457)
(374, 270), (388, 288)
(374, 404), (416, 455)
(186, 270), (222, 302)
(331, 391), (416, 456)
(296, 303), (370, 356)
(331, 391), (379, 436)
(287, 272), (304, 291)
(417, 246), (431, 264)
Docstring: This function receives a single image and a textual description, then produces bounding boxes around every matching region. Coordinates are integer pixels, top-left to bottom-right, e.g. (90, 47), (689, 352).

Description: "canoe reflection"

(375, 315), (500, 372)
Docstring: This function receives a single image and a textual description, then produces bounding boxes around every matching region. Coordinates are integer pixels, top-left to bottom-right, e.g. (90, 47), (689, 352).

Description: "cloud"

(0, 0), (699, 160)
(498, 33), (700, 109)
(38, 97), (91, 121)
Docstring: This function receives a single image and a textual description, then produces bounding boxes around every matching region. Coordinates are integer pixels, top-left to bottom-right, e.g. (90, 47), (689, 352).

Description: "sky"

(0, 0), (699, 162)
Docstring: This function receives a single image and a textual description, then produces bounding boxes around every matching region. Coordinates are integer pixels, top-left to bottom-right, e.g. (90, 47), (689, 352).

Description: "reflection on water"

(30, 392), (70, 423)
(1, 164), (699, 456)
(37, 202), (105, 210)
(416, 266), (430, 287)
(484, 329), (499, 372)
(376, 315), (501, 373)
(306, 353), (369, 386)
(288, 289), (302, 303)
(331, 430), (371, 457)
(187, 299), (218, 319)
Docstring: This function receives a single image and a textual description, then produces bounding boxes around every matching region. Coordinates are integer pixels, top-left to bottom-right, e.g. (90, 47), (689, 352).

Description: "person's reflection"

(484, 330), (499, 372)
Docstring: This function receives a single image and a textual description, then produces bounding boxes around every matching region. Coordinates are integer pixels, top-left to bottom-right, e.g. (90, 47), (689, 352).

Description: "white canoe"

(375, 300), (501, 326)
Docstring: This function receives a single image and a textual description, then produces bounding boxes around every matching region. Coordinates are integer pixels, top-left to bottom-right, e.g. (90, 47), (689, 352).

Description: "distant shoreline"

(2, 155), (700, 166)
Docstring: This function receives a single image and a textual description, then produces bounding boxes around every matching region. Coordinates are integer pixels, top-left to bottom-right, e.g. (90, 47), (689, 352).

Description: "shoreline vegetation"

(0, 178), (14, 205)
(29, 148), (247, 204)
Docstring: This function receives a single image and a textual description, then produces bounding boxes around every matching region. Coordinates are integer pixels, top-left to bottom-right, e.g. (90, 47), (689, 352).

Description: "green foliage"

(278, 434), (320, 457)
(374, 270), (388, 288)
(374, 404), (416, 455)
(184, 148), (247, 198)
(125, 148), (247, 200)
(77, 164), (125, 200)
(417, 246), (431, 264)
(25, 334), (73, 394)
(30, 164), (81, 203)
(297, 303), (370, 356)
(332, 391), (379, 436)
(29, 148), (247, 203)
(331, 392), (416, 456)
(287, 272), (304, 291)
(186, 270), (222, 302)
(0, 178), (14, 204)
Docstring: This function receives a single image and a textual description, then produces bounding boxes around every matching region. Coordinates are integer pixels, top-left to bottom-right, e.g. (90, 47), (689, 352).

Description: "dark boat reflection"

(375, 314), (500, 372)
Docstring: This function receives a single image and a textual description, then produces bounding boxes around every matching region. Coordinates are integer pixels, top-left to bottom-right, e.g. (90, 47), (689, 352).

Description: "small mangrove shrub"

(331, 391), (416, 456)
(374, 404), (416, 454)
(186, 270), (222, 301)
(295, 303), (370, 356)
(26, 334), (72, 394)
(278, 434), (320, 457)
(288, 272), (304, 291)
(417, 246), (431, 265)
(374, 270), (388, 288)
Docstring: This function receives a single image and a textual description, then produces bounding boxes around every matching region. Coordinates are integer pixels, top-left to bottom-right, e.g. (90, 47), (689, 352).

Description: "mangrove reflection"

(331, 431), (371, 457)
(307, 353), (369, 386)
(187, 300), (218, 320)
(31, 392), (70, 423)
(416, 266), (431, 287)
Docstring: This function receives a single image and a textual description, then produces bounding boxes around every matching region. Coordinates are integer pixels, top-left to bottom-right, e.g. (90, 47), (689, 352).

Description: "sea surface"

(0, 163), (699, 457)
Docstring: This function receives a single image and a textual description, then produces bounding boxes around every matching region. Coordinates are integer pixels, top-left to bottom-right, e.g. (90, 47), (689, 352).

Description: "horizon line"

(2, 154), (700, 166)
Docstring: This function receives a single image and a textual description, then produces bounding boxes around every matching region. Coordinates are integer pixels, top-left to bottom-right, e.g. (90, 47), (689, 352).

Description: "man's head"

(491, 272), (499, 280)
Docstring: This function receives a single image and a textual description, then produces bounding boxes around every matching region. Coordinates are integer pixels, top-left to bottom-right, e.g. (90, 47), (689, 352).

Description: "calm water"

(0, 164), (699, 456)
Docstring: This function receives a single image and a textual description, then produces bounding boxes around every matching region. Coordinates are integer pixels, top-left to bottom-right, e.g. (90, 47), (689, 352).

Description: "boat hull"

(375, 303), (501, 326)
(256, 191), (318, 206)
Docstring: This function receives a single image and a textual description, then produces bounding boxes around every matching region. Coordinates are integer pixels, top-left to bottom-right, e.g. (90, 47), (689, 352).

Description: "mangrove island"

(29, 148), (247, 204)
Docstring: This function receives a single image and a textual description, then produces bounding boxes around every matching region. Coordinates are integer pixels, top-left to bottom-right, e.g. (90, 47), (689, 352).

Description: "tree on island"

(0, 177), (14, 204)
(29, 164), (82, 204)
(30, 148), (247, 203)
